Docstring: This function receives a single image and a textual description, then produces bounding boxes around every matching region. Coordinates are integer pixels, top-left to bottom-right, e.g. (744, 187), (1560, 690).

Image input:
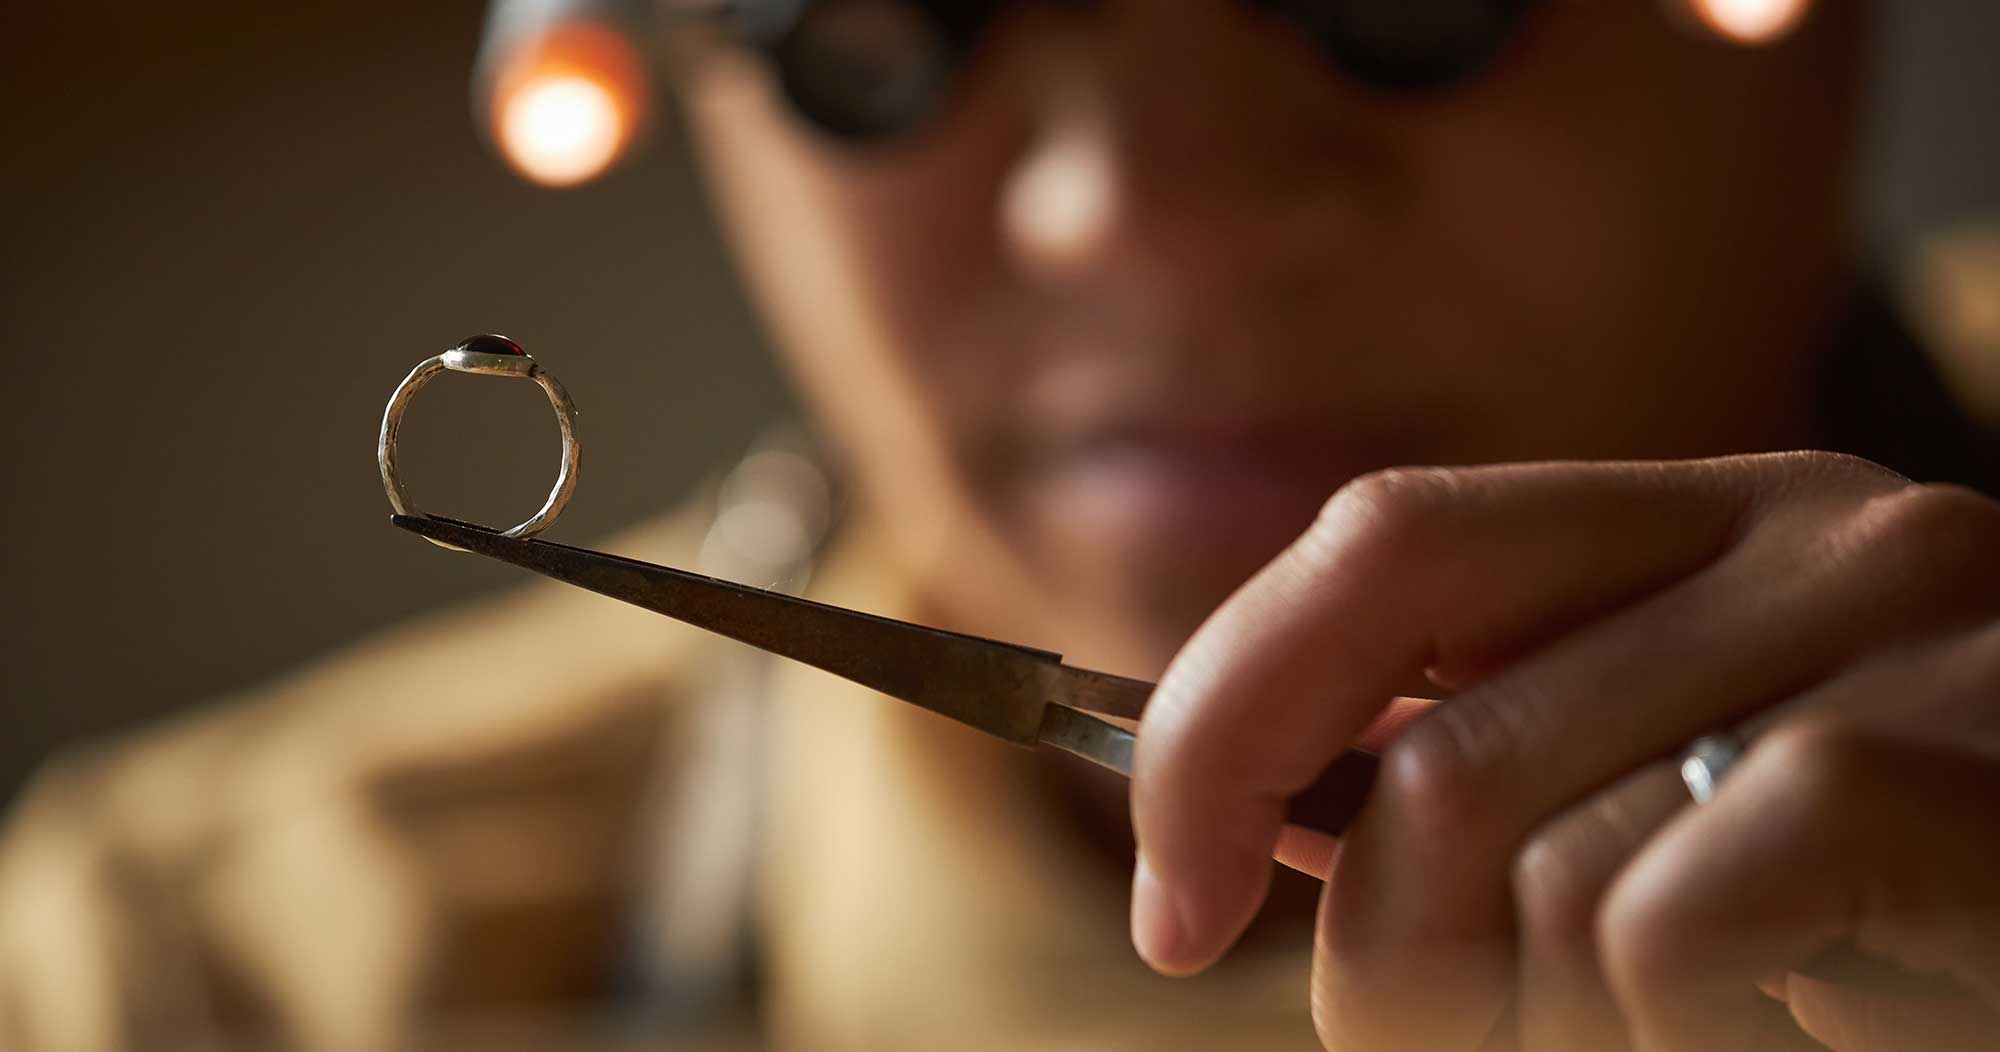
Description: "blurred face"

(679, 2), (1864, 671)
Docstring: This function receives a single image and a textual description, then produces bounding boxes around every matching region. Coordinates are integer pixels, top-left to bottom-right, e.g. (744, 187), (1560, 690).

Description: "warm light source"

(498, 73), (626, 186)
(1686, 0), (1814, 45)
(481, 20), (649, 188)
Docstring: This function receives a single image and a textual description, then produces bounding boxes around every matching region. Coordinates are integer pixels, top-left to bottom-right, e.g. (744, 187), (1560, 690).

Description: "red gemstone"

(456, 334), (524, 356)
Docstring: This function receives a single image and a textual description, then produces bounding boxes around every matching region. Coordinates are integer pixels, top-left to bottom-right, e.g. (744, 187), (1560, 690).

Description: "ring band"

(378, 335), (579, 542)
(1678, 733), (1747, 804)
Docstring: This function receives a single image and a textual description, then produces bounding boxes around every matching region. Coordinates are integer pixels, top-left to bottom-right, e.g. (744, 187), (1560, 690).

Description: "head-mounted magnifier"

(729, 0), (1536, 140)
(477, 0), (1538, 161)
(478, 0), (1814, 180)
(731, 0), (997, 140)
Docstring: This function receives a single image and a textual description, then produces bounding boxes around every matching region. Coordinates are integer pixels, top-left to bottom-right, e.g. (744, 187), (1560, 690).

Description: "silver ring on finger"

(1678, 732), (1748, 805)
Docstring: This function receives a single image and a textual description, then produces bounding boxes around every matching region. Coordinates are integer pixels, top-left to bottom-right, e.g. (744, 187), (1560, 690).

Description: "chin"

(1018, 479), (1332, 677)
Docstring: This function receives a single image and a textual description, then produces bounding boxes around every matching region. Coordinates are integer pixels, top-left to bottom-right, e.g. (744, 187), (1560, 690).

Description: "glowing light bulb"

(1690, 0), (1813, 44)
(497, 73), (626, 187)
(481, 21), (648, 188)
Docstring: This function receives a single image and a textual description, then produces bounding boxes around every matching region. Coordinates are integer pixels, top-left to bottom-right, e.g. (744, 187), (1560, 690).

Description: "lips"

(962, 306), (1443, 572)
(1025, 417), (1394, 552)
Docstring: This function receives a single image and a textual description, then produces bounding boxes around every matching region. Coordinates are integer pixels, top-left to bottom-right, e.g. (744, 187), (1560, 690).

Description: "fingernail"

(1132, 853), (1187, 973)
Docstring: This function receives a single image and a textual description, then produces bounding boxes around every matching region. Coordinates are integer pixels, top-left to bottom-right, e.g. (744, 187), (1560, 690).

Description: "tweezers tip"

(389, 513), (492, 552)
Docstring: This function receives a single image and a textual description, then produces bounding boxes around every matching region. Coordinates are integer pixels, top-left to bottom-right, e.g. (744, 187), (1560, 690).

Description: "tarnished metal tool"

(392, 513), (1380, 837)
(380, 343), (1918, 993)
(391, 518), (1926, 991)
(376, 336), (1378, 834)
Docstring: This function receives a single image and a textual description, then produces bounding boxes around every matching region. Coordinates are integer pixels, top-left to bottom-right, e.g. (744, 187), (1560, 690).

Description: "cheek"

(1377, 3), (1852, 454)
(682, 54), (1034, 512)
(809, 146), (1035, 495)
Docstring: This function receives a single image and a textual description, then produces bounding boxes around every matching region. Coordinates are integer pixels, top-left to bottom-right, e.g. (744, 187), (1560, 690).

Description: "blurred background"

(2, 0), (1996, 803)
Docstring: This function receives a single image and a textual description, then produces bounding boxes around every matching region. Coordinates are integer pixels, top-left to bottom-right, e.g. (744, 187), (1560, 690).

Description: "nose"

(997, 3), (1363, 298)
(1000, 99), (1119, 276)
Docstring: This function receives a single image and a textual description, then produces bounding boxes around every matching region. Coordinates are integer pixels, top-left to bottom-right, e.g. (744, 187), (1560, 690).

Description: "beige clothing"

(0, 485), (1318, 1051)
(13, 226), (1995, 1052)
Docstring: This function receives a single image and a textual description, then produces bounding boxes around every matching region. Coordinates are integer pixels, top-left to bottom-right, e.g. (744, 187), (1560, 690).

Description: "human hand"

(1129, 453), (2000, 1051)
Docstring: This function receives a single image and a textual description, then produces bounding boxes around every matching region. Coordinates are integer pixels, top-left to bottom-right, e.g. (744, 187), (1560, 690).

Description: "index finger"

(1129, 459), (1762, 980)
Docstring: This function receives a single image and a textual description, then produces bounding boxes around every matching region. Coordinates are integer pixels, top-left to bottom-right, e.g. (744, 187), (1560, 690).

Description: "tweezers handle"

(1039, 705), (1380, 837)
(1280, 748), (1381, 835)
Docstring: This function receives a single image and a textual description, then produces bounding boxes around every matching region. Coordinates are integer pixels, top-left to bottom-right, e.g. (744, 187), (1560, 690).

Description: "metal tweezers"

(384, 516), (1947, 989)
(393, 514), (1379, 836)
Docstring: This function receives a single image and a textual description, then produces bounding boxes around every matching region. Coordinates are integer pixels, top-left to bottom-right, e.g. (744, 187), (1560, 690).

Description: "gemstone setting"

(455, 334), (525, 357)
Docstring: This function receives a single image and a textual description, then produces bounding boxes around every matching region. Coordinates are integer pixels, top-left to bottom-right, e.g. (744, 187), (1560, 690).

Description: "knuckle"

(1376, 712), (1496, 838)
(1853, 484), (2000, 591)
(1874, 482), (2000, 542)
(1308, 467), (1459, 568)
(1512, 823), (1606, 949)
(1750, 721), (1880, 811)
